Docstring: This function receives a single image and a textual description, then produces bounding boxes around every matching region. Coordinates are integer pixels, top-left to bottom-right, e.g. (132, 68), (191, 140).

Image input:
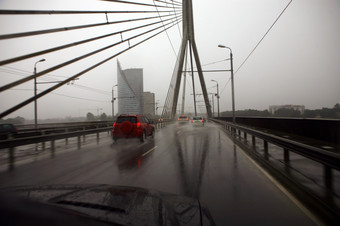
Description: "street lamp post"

(112, 84), (117, 120)
(34, 59), (46, 129)
(155, 100), (159, 116)
(210, 93), (215, 117)
(211, 80), (220, 118)
(218, 44), (235, 123)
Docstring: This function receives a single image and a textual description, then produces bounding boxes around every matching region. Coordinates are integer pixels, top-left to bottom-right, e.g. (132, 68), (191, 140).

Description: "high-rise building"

(143, 92), (155, 117)
(117, 61), (144, 115)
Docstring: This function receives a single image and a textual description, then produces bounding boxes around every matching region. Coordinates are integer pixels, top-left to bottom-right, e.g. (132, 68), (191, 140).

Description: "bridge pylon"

(162, 0), (212, 119)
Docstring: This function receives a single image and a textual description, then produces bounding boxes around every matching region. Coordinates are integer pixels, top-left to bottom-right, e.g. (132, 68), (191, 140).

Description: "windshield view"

(0, 0), (339, 225)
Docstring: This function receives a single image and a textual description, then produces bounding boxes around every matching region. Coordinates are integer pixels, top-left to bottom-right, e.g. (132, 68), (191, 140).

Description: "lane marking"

(142, 146), (158, 157)
(240, 150), (324, 226)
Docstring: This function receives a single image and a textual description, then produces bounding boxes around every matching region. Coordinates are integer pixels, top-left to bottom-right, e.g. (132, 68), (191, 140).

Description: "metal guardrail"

(211, 119), (340, 221)
(15, 121), (114, 130)
(0, 126), (112, 171)
(0, 126), (111, 149)
(1, 119), (172, 149)
(0, 119), (172, 167)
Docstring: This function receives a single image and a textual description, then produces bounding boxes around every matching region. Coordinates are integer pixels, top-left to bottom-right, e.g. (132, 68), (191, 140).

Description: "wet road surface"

(0, 122), (317, 225)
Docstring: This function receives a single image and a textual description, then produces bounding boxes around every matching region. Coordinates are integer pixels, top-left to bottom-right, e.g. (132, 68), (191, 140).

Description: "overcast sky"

(0, 0), (339, 120)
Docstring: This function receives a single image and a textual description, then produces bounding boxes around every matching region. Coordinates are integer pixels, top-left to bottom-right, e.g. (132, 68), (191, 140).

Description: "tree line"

(221, 103), (340, 119)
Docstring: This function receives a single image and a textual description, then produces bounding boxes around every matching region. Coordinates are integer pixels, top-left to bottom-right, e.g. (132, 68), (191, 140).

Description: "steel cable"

(0, 14), (177, 40)
(100, 0), (181, 9)
(0, 18), (182, 118)
(0, 15), (182, 92)
(0, 9), (178, 15)
(0, 14), (179, 66)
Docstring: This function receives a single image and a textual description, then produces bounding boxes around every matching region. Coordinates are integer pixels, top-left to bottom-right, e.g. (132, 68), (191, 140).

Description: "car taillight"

(186, 117), (188, 120)
(202, 120), (204, 122)
(178, 118), (180, 121)
(136, 122), (141, 128)
(113, 123), (116, 127)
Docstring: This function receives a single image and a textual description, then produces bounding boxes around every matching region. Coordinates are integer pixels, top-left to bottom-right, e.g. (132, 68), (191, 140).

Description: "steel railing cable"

(0, 9), (179, 15)
(100, 0), (181, 9)
(0, 15), (181, 92)
(220, 0), (293, 96)
(0, 13), (177, 40)
(162, 0), (182, 38)
(154, 0), (182, 6)
(166, 0), (182, 5)
(153, 0), (179, 57)
(0, 18), (182, 118)
(0, 0), (183, 118)
(154, 0), (182, 7)
(0, 14), (178, 66)
(171, 1), (182, 38)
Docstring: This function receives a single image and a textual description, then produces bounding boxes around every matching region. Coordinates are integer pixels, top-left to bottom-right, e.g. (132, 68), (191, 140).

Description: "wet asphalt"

(0, 122), (317, 225)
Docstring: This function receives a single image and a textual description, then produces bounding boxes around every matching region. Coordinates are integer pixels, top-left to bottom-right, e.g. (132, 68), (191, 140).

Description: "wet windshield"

(0, 0), (339, 225)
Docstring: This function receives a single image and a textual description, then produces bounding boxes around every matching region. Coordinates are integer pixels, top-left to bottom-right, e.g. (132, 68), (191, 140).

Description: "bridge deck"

(0, 122), (318, 225)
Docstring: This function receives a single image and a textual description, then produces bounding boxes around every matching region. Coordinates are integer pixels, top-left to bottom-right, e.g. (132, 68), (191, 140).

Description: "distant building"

(269, 105), (305, 115)
(117, 61), (144, 114)
(143, 92), (155, 117)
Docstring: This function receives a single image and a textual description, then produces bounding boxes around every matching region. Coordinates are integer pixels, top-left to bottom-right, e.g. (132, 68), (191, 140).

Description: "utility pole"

(34, 59), (46, 129)
(112, 84), (117, 120)
(211, 80), (220, 117)
(218, 45), (235, 123)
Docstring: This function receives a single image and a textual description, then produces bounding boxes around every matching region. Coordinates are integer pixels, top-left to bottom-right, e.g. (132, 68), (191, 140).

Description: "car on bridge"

(177, 115), (189, 124)
(0, 123), (17, 140)
(191, 116), (205, 127)
(112, 114), (154, 143)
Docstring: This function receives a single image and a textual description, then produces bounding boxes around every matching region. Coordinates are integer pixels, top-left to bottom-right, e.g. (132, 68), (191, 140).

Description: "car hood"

(0, 184), (216, 226)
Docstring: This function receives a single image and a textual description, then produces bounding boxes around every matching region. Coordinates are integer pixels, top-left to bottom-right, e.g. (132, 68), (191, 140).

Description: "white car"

(191, 116), (205, 127)
(177, 115), (189, 124)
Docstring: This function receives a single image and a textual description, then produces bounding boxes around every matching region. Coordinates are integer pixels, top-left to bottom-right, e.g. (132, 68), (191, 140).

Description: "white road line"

(240, 149), (324, 226)
(142, 146), (158, 157)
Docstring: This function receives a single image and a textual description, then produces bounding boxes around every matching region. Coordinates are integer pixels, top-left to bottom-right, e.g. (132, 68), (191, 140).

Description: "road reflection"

(113, 139), (156, 172)
(174, 124), (210, 199)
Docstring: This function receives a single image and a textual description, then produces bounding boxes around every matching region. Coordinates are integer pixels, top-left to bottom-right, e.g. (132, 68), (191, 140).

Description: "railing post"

(83, 127), (86, 143)
(284, 148), (290, 164)
(244, 132), (247, 143)
(65, 128), (68, 145)
(77, 136), (81, 149)
(51, 140), (55, 157)
(324, 165), (333, 197)
(41, 130), (45, 151)
(9, 147), (15, 171)
(264, 140), (268, 160)
(97, 132), (100, 144)
(252, 135), (256, 149)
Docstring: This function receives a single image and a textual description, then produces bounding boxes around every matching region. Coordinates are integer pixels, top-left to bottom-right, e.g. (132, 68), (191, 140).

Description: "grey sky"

(0, 0), (339, 119)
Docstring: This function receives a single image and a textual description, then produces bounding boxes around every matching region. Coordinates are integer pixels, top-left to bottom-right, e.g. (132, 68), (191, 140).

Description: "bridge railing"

(211, 119), (340, 220)
(0, 119), (172, 170)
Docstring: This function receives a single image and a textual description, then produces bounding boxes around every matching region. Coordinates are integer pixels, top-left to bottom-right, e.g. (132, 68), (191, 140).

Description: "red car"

(112, 114), (155, 142)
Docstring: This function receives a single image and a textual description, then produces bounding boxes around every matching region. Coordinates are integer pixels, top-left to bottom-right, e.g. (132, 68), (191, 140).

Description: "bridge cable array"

(0, 0), (182, 118)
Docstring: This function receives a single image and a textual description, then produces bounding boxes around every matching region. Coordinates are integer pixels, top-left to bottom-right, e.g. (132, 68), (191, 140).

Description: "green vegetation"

(0, 116), (25, 124)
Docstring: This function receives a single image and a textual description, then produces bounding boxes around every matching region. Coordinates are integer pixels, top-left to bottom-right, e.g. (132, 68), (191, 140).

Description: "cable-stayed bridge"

(0, 1), (339, 225)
